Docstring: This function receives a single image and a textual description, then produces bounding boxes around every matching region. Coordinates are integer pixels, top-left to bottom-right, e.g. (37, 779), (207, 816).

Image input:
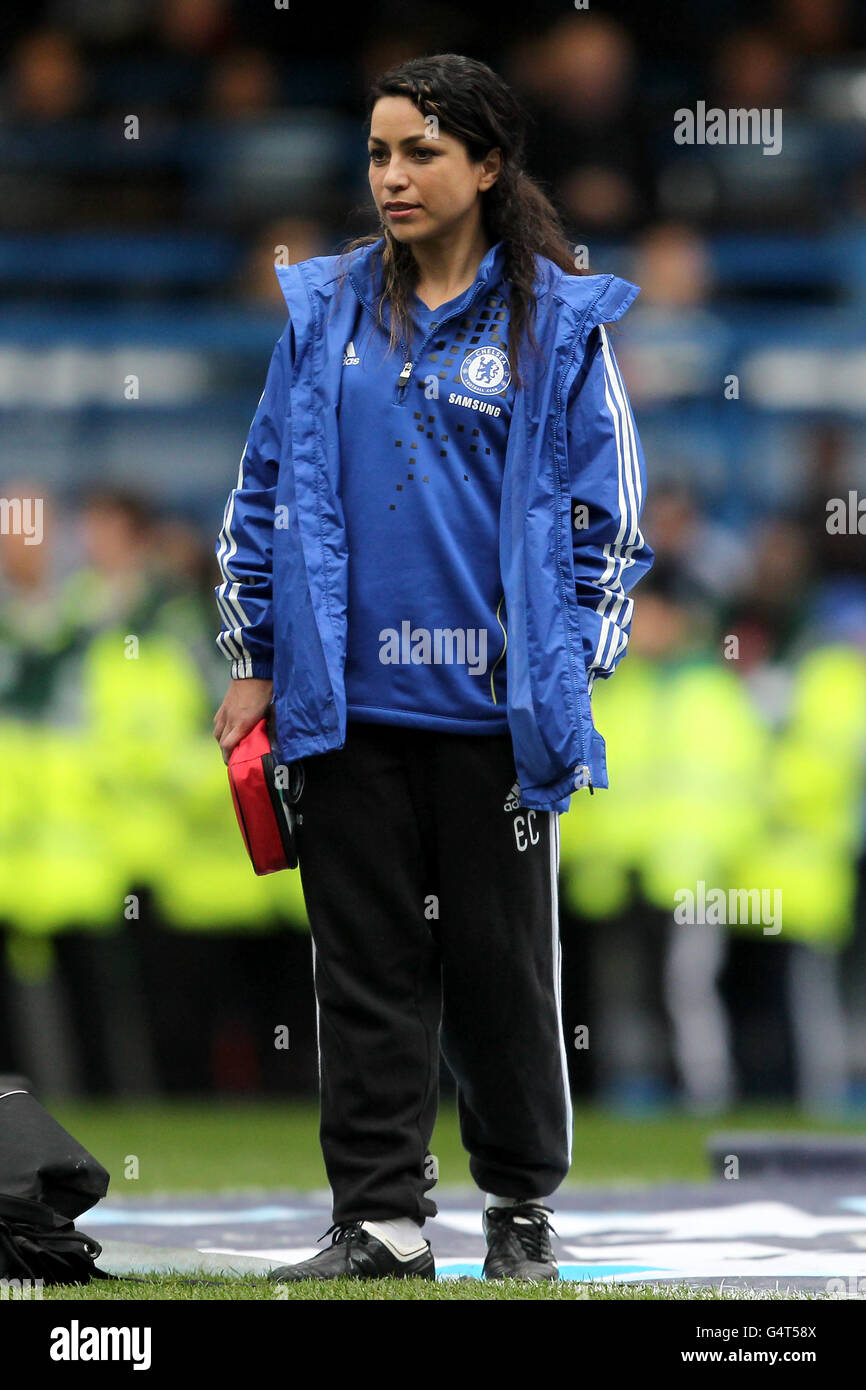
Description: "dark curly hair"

(336, 53), (587, 390)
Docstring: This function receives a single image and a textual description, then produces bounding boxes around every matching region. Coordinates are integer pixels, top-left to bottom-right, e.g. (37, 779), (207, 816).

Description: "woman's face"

(367, 95), (500, 246)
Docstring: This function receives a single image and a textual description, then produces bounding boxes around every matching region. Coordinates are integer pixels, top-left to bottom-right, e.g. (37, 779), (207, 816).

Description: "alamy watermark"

(50, 1322), (151, 1369)
(826, 491), (866, 534)
(378, 622), (488, 675)
(674, 101), (782, 156)
(674, 880), (782, 935)
(0, 496), (43, 544)
(825, 1275), (866, 1299)
(1, 1277), (43, 1299)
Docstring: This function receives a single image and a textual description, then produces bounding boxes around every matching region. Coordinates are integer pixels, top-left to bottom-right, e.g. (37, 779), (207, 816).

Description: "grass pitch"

(43, 1274), (827, 1301)
(48, 1098), (862, 1194)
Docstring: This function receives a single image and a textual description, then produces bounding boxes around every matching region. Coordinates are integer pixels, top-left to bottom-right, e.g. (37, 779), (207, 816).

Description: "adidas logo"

(503, 780), (521, 812)
(343, 340), (360, 366)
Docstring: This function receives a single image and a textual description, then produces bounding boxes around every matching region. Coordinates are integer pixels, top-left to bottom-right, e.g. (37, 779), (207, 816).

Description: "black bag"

(0, 1191), (107, 1283)
(0, 1089), (111, 1285)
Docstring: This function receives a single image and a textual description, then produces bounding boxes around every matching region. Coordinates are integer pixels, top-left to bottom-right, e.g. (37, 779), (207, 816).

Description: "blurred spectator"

(0, 481), (71, 718)
(641, 486), (752, 607)
(799, 421), (866, 583)
(358, 31), (446, 96)
(719, 517), (816, 676)
(630, 221), (712, 310)
(662, 25), (822, 230)
(774, 0), (859, 55)
(156, 0), (233, 54)
(148, 513), (233, 701)
(509, 15), (655, 237)
(234, 217), (328, 306)
(75, 487), (158, 618)
(2, 27), (90, 121)
(617, 223), (731, 413)
(203, 47), (281, 119)
(712, 26), (794, 112)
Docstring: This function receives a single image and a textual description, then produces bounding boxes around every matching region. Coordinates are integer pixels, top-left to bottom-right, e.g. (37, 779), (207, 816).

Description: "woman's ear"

(479, 147), (502, 193)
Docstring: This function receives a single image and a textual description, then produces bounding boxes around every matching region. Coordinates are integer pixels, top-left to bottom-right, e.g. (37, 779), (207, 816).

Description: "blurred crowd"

(0, 483), (225, 722)
(2, 0), (866, 1105)
(0, 1), (865, 281)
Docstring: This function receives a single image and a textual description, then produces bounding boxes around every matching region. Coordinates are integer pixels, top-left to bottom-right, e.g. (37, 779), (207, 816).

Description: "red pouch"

(227, 715), (303, 874)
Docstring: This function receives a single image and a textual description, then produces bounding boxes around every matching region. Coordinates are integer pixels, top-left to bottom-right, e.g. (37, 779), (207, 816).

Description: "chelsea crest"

(459, 346), (511, 395)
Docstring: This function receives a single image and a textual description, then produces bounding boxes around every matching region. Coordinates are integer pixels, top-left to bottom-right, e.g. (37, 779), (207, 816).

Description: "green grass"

(46, 1097), (866, 1195)
(40, 1275), (829, 1301)
(36, 1099), (857, 1300)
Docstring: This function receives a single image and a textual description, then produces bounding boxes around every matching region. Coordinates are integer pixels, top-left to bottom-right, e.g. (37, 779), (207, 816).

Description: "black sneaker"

(266, 1221), (435, 1282)
(482, 1203), (559, 1281)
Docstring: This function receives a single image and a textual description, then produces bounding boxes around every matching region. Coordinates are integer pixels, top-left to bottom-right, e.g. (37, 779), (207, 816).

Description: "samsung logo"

(448, 393), (501, 416)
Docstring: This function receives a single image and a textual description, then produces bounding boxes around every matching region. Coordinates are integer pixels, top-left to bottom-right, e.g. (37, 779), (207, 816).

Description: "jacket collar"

(283, 238), (563, 328)
(346, 236), (540, 319)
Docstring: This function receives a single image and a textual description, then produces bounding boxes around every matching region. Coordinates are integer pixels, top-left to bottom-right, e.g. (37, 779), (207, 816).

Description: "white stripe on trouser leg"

(310, 938), (322, 1090)
(549, 811), (573, 1163)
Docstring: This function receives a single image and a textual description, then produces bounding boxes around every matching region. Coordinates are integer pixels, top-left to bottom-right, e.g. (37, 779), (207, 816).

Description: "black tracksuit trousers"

(293, 718), (573, 1227)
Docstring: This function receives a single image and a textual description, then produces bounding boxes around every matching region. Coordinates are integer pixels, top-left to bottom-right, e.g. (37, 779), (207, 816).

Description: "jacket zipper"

(550, 283), (612, 797)
(349, 271), (495, 407)
(395, 357), (413, 404)
(397, 275), (496, 404)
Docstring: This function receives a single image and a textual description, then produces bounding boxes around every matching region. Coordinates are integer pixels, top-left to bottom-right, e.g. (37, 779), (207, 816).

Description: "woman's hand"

(213, 677), (274, 764)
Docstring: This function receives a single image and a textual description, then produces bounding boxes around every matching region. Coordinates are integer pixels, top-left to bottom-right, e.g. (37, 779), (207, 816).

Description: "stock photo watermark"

(0, 1277), (43, 1299)
(378, 622), (488, 675)
(0, 496), (43, 545)
(674, 880), (782, 935)
(50, 1323), (152, 1370)
(826, 490), (866, 534)
(674, 101), (783, 156)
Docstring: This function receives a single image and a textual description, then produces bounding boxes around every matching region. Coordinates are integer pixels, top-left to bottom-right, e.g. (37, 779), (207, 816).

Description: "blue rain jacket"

(215, 240), (653, 812)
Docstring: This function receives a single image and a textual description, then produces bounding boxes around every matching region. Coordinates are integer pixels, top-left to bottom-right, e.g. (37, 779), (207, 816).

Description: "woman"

(213, 53), (653, 1282)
